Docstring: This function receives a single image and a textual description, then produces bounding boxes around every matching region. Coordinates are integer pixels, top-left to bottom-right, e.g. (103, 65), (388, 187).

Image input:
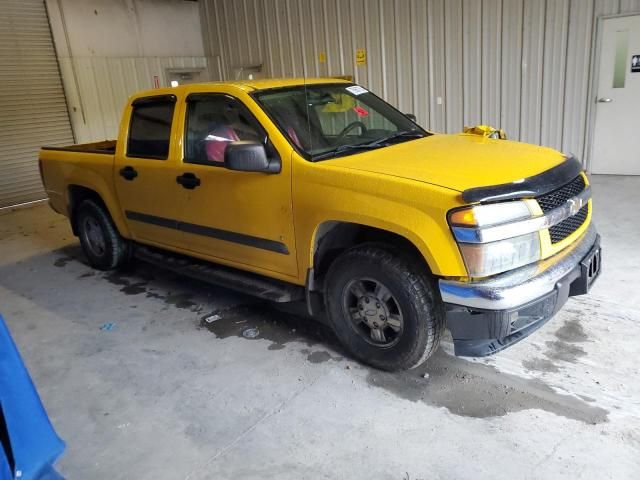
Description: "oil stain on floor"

(53, 248), (609, 425)
(53, 249), (205, 313)
(200, 302), (608, 425)
(199, 302), (344, 364)
(53, 255), (75, 268)
(367, 351), (608, 424)
(522, 315), (589, 373)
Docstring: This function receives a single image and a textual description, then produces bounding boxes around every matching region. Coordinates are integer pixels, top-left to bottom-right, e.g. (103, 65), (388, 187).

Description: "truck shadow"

(2, 243), (609, 425)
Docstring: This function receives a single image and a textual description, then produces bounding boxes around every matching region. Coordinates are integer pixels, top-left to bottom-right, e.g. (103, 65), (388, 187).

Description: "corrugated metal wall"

(58, 56), (208, 142)
(45, 0), (210, 144)
(0, 0), (74, 208)
(200, 0), (640, 167)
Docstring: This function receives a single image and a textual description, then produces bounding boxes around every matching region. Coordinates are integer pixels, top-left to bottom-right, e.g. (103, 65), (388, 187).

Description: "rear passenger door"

(114, 94), (186, 248)
(174, 92), (298, 279)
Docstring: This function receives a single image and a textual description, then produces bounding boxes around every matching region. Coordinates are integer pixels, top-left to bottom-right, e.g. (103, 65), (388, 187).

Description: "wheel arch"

(309, 221), (431, 290)
(67, 185), (129, 237)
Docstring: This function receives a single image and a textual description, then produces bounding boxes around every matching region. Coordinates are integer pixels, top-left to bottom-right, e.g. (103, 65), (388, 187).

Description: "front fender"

(294, 160), (467, 280)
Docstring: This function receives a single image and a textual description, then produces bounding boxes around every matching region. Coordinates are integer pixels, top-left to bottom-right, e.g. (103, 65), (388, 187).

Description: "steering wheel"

(336, 121), (367, 143)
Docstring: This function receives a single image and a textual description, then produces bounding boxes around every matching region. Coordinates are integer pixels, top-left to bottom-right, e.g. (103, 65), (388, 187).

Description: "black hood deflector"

(461, 156), (584, 204)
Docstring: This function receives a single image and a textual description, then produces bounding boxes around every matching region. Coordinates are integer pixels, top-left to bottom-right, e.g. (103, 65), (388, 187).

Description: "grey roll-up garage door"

(0, 0), (74, 208)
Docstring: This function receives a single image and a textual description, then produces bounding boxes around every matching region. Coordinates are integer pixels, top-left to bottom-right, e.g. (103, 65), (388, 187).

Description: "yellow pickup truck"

(39, 78), (601, 371)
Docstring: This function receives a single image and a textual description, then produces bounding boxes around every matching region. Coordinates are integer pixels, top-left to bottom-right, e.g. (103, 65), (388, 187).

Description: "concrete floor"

(0, 175), (639, 479)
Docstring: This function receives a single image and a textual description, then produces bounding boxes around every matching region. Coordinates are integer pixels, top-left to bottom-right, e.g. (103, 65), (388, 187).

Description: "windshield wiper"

(312, 142), (384, 161)
(312, 130), (427, 161)
(366, 129), (426, 147)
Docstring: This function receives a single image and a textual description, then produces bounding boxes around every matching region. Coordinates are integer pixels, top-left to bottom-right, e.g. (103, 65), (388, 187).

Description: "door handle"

(597, 97), (613, 103)
(176, 172), (201, 189)
(119, 166), (138, 181)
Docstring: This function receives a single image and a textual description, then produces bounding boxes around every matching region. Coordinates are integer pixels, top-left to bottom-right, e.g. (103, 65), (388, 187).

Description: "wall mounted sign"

(632, 54), (640, 73)
(355, 48), (367, 66)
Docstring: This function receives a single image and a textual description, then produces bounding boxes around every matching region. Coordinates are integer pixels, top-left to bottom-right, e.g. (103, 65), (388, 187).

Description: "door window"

(184, 94), (266, 165)
(127, 96), (176, 159)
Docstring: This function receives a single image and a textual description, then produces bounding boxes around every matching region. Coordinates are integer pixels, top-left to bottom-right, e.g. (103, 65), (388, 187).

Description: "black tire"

(324, 244), (445, 371)
(76, 199), (130, 270)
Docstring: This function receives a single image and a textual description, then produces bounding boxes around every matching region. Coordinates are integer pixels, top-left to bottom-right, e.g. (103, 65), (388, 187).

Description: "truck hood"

(327, 133), (567, 193)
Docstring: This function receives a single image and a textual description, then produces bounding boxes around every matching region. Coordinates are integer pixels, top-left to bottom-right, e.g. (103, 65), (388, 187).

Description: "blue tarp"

(0, 315), (64, 480)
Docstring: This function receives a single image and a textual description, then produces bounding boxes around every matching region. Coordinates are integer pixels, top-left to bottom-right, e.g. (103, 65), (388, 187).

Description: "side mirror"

(405, 113), (417, 122)
(224, 141), (281, 173)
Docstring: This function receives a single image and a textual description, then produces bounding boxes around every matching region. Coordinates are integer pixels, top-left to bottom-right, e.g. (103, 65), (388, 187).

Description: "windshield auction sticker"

(346, 85), (368, 96)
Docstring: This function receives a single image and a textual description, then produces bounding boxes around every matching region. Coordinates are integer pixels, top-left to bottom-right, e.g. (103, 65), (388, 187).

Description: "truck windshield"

(253, 84), (429, 161)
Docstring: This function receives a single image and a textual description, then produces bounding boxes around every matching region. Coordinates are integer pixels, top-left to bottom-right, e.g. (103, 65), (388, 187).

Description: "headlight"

(449, 201), (532, 227)
(457, 232), (541, 277)
(449, 201), (542, 277)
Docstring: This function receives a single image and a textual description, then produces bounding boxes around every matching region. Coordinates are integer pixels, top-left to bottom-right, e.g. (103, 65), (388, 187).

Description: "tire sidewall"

(325, 247), (437, 371)
(77, 200), (120, 270)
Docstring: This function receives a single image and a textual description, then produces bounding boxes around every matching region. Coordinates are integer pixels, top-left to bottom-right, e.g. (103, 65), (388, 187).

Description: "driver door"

(174, 91), (298, 279)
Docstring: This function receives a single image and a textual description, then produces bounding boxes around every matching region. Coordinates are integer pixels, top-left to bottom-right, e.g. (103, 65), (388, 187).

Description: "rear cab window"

(127, 95), (177, 159)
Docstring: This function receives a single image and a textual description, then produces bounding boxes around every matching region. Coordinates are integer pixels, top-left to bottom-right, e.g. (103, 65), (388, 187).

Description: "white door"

(592, 15), (640, 175)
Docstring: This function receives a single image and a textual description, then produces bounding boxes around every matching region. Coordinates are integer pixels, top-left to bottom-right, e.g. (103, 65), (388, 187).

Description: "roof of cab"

(216, 77), (352, 91)
(130, 77), (352, 100)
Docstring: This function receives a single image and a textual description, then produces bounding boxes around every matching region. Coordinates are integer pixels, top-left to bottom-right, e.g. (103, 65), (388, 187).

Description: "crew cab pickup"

(40, 78), (601, 371)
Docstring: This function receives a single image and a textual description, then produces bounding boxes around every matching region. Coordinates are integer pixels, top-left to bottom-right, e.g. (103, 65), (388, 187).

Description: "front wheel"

(324, 245), (445, 371)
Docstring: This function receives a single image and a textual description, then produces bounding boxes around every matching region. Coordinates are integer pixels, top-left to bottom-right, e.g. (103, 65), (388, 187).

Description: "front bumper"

(439, 224), (601, 356)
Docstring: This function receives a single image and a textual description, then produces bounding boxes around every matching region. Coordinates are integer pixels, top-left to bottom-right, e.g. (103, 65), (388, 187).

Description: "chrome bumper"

(439, 224), (599, 311)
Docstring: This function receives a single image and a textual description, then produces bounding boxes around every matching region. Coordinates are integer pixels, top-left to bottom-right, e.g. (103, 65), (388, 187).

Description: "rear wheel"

(76, 199), (130, 270)
(324, 244), (445, 371)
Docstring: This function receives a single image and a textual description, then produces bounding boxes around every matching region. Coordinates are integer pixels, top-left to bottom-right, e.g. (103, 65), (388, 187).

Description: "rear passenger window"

(127, 96), (176, 159)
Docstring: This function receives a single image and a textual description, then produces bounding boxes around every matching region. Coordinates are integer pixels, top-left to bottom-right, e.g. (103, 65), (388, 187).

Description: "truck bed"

(39, 140), (117, 217)
(41, 140), (116, 155)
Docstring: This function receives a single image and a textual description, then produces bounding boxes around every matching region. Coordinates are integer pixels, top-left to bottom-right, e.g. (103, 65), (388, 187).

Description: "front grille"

(536, 174), (588, 243)
(549, 204), (589, 243)
(536, 174), (586, 212)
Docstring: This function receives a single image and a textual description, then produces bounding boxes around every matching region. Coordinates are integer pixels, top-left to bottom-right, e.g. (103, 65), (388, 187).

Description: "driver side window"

(184, 94), (265, 165)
